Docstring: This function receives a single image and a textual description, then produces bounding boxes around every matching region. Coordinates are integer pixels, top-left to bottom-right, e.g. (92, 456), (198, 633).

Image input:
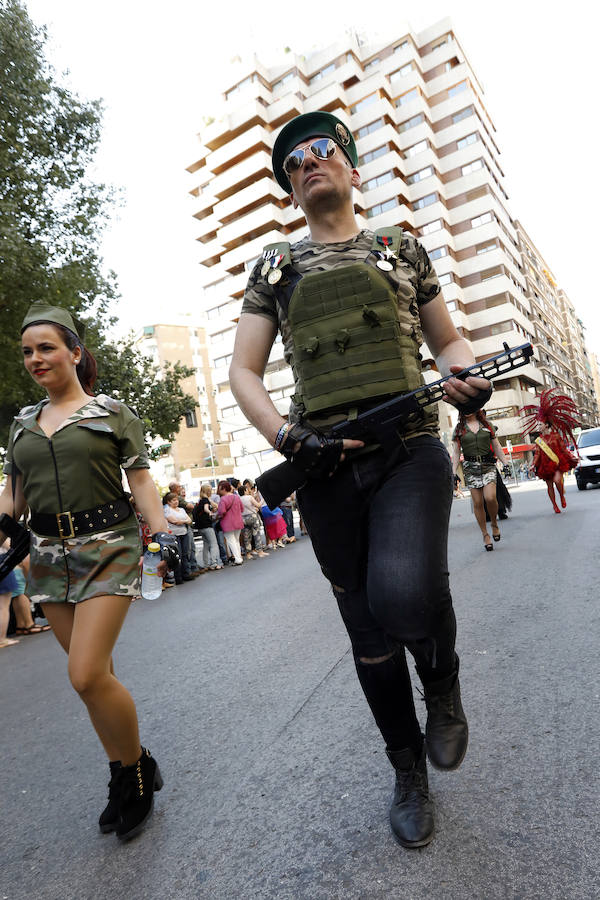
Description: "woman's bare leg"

(545, 478), (560, 512)
(470, 488), (490, 542)
(554, 471), (566, 507)
(0, 591), (17, 644)
(482, 481), (499, 533)
(43, 597), (138, 763)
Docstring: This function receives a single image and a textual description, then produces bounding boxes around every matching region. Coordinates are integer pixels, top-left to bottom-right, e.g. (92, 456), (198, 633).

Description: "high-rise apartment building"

(135, 321), (232, 486)
(188, 19), (595, 474)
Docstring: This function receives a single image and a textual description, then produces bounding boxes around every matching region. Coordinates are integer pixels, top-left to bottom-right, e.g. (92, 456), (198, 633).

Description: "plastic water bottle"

(141, 542), (162, 600)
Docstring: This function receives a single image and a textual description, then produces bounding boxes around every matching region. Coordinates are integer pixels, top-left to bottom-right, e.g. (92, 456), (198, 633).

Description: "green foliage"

(0, 1), (196, 448)
(93, 337), (196, 444)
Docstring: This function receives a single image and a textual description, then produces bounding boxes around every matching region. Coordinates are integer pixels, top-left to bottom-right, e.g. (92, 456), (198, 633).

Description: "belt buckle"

(56, 511), (75, 539)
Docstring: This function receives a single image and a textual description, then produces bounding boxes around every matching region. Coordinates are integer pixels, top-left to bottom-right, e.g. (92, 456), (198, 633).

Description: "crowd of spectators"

(137, 478), (304, 594)
(0, 477), (304, 646)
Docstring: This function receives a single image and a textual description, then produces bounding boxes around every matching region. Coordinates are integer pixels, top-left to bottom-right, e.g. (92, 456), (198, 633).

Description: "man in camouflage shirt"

(230, 111), (492, 849)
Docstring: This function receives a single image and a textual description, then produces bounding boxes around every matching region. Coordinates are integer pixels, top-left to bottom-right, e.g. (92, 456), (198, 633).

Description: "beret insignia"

(335, 123), (351, 146)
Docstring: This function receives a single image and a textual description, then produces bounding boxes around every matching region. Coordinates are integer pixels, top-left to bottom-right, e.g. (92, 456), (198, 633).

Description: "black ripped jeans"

(297, 435), (457, 753)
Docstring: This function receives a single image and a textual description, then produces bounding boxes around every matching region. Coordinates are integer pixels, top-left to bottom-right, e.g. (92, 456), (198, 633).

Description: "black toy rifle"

(256, 341), (534, 508)
(0, 514), (31, 579)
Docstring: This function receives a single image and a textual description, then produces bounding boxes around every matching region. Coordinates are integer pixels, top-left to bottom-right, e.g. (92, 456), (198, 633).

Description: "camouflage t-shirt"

(241, 227), (441, 437)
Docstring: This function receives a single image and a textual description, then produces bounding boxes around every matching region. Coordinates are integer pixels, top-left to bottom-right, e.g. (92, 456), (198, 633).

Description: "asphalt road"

(2, 477), (599, 900)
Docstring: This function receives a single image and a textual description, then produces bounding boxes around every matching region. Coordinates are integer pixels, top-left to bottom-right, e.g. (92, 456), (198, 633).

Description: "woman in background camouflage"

(0, 302), (176, 842)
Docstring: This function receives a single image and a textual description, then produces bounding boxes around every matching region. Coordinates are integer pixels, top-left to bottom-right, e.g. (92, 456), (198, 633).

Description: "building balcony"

(217, 176), (283, 224)
(208, 124), (273, 177)
(304, 80), (348, 116)
(217, 204), (291, 252)
(209, 150), (277, 202)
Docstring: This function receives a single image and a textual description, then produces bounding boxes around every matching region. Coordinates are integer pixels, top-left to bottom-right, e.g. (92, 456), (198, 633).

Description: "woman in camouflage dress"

(451, 410), (505, 551)
(0, 303), (175, 842)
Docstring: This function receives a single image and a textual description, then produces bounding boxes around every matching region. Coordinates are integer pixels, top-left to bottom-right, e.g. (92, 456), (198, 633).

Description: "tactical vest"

(262, 228), (430, 420)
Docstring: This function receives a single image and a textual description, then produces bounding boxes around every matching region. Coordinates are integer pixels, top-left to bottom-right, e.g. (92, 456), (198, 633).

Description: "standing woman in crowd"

(0, 303), (177, 841)
(216, 480), (244, 565)
(193, 483), (222, 570)
(451, 409), (505, 551)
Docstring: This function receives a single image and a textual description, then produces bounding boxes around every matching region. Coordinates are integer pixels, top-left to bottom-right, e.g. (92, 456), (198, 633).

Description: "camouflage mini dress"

(5, 395), (148, 604)
(458, 425), (498, 490)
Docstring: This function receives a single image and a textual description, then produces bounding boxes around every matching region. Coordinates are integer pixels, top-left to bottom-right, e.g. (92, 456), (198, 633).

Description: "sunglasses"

(283, 137), (338, 177)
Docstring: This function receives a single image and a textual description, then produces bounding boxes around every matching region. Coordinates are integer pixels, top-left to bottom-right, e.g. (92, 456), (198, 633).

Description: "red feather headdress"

(519, 388), (579, 446)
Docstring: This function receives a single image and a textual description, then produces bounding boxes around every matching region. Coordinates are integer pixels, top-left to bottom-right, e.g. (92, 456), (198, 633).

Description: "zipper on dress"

(48, 438), (71, 601)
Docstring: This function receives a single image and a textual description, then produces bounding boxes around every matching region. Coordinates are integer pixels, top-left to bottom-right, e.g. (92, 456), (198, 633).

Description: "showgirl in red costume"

(519, 389), (579, 513)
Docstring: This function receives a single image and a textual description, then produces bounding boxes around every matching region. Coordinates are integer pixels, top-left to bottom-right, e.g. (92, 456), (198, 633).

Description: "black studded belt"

(463, 454), (496, 464)
(29, 497), (132, 539)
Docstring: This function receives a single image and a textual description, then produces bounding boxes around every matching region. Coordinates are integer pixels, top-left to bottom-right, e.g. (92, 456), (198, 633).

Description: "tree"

(0, 1), (195, 447)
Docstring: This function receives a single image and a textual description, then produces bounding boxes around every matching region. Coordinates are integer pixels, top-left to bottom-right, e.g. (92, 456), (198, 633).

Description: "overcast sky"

(26, 0), (600, 355)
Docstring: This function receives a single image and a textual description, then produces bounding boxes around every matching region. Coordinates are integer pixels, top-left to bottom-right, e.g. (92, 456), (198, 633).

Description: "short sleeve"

(240, 260), (278, 322)
(3, 420), (17, 475)
(119, 413), (150, 470)
(415, 241), (441, 307)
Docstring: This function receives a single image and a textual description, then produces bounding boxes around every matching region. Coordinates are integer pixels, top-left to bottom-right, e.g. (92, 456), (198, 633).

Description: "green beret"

(272, 111), (358, 193)
(21, 302), (86, 341)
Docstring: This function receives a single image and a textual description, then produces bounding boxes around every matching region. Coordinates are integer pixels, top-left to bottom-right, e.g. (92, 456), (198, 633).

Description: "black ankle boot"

(115, 747), (164, 842)
(386, 743), (434, 848)
(99, 761), (122, 833)
(423, 657), (468, 771)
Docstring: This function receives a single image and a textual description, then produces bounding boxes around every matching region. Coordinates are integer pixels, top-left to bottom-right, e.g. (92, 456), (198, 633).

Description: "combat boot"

(423, 657), (468, 771)
(115, 747), (164, 842)
(386, 744), (434, 848)
(98, 761), (121, 833)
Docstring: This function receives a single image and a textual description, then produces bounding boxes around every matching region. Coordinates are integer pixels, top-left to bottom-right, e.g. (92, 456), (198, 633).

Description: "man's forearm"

(229, 364), (287, 447)
(434, 337), (475, 376)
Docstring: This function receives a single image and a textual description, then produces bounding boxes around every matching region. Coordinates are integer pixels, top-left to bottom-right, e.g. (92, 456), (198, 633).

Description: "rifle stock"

(256, 342), (533, 508)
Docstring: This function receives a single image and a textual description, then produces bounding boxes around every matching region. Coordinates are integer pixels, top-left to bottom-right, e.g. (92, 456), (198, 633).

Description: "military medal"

(376, 253), (394, 272)
(376, 235), (397, 271)
(262, 248), (280, 279)
(261, 261), (270, 276)
(266, 252), (284, 284)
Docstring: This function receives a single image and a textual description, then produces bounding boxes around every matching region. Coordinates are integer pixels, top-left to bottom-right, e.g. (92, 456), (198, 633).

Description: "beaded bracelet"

(274, 422), (291, 451)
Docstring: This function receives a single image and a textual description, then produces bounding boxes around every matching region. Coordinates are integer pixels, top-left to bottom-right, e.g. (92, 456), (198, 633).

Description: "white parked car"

(575, 427), (600, 490)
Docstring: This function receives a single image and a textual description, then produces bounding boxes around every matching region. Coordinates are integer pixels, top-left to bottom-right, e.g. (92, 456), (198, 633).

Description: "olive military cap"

(21, 302), (86, 341)
(272, 111), (358, 193)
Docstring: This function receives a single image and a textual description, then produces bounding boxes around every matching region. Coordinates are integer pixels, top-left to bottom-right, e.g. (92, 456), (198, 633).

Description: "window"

(476, 240), (497, 254)
(358, 144), (388, 166)
(395, 87), (418, 107)
(452, 106), (473, 124)
(394, 40), (409, 53)
(438, 273), (454, 285)
(364, 57), (380, 71)
(363, 170), (394, 192)
(448, 81), (467, 97)
(350, 93), (378, 115)
(357, 118), (384, 139)
(366, 197), (399, 218)
(471, 212), (493, 228)
(272, 71), (294, 92)
(405, 165), (433, 184)
(462, 159), (483, 176)
(457, 132), (477, 149)
(413, 192), (438, 210)
(309, 62), (335, 84)
(185, 410), (198, 428)
(405, 139), (428, 158)
(429, 246), (447, 260)
(225, 74), (256, 99)
(390, 63), (413, 81)
(398, 113), (424, 133)
(421, 219), (442, 235)
(481, 266), (503, 282)
(431, 35), (450, 52)
(214, 353), (233, 368)
(446, 300), (457, 312)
